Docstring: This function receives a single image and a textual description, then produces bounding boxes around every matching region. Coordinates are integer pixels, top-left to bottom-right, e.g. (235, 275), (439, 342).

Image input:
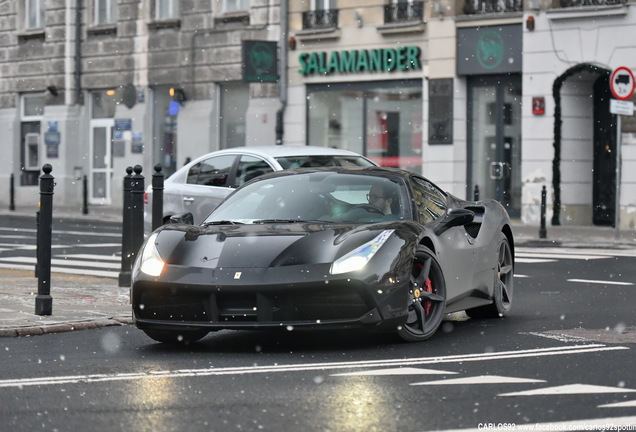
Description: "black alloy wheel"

(397, 245), (446, 342)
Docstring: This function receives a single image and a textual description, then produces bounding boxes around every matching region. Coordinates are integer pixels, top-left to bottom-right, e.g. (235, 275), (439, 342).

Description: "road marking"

(567, 278), (633, 286)
(0, 344), (627, 389)
(517, 246), (636, 258)
(59, 254), (121, 261)
(332, 367), (457, 376)
(0, 256), (118, 270)
(435, 416), (636, 432)
(0, 263), (116, 279)
(516, 258), (556, 263)
(517, 252), (609, 260)
(411, 375), (545, 385)
(499, 383), (636, 397)
(599, 400), (636, 408)
(0, 227), (120, 238)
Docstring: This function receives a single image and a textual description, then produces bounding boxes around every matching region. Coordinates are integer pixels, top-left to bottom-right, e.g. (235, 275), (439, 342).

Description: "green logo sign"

(476, 30), (504, 70)
(298, 46), (421, 76)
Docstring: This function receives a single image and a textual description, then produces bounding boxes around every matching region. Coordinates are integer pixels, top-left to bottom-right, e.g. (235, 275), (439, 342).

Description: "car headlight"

(330, 230), (394, 275)
(138, 233), (164, 277)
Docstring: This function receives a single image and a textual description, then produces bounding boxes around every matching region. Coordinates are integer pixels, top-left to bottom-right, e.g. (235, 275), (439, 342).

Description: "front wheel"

(397, 246), (446, 342)
(142, 328), (209, 345)
(466, 233), (514, 319)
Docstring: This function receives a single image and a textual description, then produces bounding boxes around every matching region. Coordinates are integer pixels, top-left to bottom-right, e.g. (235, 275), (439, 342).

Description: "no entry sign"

(610, 66), (635, 101)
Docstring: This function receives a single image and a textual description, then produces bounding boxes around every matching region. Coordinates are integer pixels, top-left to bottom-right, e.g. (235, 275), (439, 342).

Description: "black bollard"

(82, 174), (89, 215)
(130, 165), (145, 268)
(473, 185), (480, 201)
(152, 164), (164, 231)
(9, 173), (15, 211)
(539, 185), (547, 239)
(35, 164), (54, 316)
(119, 167), (134, 287)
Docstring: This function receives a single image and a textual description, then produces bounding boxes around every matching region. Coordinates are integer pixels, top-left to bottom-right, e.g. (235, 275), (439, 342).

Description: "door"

(468, 75), (521, 218)
(89, 119), (114, 204)
(592, 74), (617, 226)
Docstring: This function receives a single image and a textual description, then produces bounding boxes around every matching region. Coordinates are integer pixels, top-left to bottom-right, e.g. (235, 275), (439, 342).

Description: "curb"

(0, 316), (133, 338)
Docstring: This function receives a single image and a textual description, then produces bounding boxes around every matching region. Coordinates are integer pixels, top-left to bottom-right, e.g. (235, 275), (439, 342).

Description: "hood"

(155, 223), (392, 269)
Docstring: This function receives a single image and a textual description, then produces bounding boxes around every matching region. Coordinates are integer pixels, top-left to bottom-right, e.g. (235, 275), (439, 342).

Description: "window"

(155, 0), (180, 20)
(94, 0), (118, 25)
(187, 155), (235, 187)
(428, 79), (453, 145)
(236, 155), (274, 187)
(220, 83), (249, 149)
(224, 0), (249, 12)
(411, 177), (447, 224)
(24, 0), (44, 29)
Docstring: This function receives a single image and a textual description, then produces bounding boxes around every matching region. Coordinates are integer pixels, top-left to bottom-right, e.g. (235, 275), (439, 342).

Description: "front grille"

(134, 283), (372, 324)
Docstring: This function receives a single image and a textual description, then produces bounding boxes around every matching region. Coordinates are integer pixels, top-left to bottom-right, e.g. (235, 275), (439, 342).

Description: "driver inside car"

(367, 184), (395, 215)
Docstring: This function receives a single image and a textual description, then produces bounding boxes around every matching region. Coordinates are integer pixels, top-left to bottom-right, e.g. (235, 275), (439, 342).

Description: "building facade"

(1, 0), (635, 229)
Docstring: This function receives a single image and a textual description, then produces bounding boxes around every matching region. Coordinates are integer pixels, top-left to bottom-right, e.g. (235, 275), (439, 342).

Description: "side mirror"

(169, 212), (194, 225)
(434, 208), (475, 236)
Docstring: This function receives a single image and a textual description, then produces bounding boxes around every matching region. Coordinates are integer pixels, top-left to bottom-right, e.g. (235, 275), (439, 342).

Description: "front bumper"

(132, 263), (410, 332)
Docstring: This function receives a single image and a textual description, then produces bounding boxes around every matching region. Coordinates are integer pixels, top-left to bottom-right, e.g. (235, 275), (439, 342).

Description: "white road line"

(517, 246), (636, 258)
(567, 278), (633, 286)
(411, 375), (545, 386)
(516, 252), (608, 260)
(599, 400), (636, 408)
(516, 258), (556, 264)
(0, 263), (116, 278)
(499, 383), (636, 397)
(332, 367), (458, 376)
(0, 344), (627, 389)
(0, 227), (120, 238)
(0, 256), (118, 270)
(59, 254), (121, 261)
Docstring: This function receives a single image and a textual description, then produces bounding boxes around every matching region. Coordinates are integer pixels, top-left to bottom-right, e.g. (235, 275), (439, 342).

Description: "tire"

(143, 329), (209, 345)
(397, 245), (446, 342)
(466, 232), (514, 319)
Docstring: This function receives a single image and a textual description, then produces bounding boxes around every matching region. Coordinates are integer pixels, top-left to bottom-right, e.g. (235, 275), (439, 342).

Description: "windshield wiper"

(252, 219), (318, 224)
(202, 220), (244, 226)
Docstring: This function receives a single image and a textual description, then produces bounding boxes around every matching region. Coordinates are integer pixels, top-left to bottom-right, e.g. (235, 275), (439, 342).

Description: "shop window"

(428, 78), (453, 145)
(91, 90), (118, 119)
(220, 83), (249, 149)
(24, 0), (45, 30)
(307, 81), (423, 174)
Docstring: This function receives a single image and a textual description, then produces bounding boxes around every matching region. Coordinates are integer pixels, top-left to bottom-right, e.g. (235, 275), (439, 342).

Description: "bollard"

(35, 164), (54, 316)
(539, 185), (547, 239)
(119, 167), (134, 287)
(473, 185), (480, 201)
(9, 173), (15, 211)
(130, 165), (145, 268)
(82, 174), (89, 215)
(152, 163), (164, 231)
(35, 211), (39, 278)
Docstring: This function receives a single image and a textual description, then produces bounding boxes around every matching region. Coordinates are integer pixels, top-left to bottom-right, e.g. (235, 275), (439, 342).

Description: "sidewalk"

(1, 205), (635, 337)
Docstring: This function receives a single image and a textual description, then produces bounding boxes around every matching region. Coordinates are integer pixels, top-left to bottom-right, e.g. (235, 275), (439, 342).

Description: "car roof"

(209, 145), (370, 158)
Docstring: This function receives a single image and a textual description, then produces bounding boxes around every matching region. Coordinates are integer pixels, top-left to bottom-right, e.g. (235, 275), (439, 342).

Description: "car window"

(274, 155), (375, 169)
(411, 177), (447, 224)
(235, 155), (274, 187)
(186, 155), (235, 187)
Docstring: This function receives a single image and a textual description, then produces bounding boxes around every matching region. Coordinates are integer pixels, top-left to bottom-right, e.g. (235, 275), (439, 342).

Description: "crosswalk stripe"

(0, 256), (119, 270)
(0, 263), (116, 278)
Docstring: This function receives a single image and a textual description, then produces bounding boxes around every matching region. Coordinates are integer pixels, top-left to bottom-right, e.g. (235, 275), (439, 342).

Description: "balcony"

(302, 9), (339, 30)
(384, 1), (424, 23)
(463, 0), (523, 14)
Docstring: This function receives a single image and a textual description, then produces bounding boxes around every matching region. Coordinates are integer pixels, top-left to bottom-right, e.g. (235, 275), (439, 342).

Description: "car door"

(178, 154), (238, 224)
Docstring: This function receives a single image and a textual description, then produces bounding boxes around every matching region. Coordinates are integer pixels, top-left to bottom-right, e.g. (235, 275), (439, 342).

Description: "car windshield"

(204, 171), (409, 224)
(274, 155), (375, 169)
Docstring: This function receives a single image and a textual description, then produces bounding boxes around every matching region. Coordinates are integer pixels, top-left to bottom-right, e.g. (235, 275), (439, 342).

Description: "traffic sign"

(610, 66), (635, 101)
(610, 99), (634, 116)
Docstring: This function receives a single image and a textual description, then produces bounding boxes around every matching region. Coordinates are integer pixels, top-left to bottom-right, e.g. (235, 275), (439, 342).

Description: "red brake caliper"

(423, 278), (433, 315)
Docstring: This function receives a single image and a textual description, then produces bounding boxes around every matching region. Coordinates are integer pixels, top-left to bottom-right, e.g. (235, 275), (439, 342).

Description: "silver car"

(144, 146), (376, 231)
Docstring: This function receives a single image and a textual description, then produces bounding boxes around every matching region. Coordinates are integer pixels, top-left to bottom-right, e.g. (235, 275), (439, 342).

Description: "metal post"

(539, 185), (547, 239)
(152, 163), (164, 231)
(473, 185), (479, 201)
(615, 115), (622, 240)
(35, 164), (54, 316)
(130, 165), (145, 266)
(119, 167), (134, 287)
(9, 173), (15, 211)
(82, 174), (89, 215)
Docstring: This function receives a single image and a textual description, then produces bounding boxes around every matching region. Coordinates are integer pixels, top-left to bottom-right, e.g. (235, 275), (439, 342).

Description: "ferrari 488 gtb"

(132, 167), (514, 344)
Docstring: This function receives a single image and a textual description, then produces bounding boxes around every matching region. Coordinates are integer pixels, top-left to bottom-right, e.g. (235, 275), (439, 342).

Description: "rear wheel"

(397, 246), (446, 342)
(466, 233), (513, 319)
(142, 329), (209, 345)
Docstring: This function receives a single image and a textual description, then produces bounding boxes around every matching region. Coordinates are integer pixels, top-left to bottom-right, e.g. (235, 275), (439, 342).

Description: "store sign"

(457, 25), (522, 75)
(298, 46), (422, 76)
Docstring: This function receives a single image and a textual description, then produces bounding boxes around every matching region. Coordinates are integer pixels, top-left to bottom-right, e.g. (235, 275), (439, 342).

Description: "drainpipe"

(75, 0), (82, 104)
(276, 0), (288, 145)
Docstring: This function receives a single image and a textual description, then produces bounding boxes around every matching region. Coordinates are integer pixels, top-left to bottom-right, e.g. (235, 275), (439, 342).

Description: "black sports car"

(131, 167), (514, 344)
